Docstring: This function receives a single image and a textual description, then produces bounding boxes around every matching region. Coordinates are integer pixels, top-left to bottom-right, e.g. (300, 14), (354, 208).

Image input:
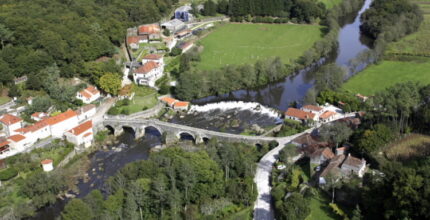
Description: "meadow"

(319, 0), (342, 8)
(384, 134), (430, 161)
(342, 60), (430, 95)
(196, 23), (323, 70)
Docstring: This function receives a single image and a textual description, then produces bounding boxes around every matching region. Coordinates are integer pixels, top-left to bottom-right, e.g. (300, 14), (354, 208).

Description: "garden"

(108, 85), (159, 115)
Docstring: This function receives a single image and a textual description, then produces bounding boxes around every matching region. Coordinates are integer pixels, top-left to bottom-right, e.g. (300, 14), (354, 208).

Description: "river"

(32, 0), (372, 218)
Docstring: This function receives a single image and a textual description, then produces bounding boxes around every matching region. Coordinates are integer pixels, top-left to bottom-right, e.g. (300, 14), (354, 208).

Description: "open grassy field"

(196, 23), (323, 70)
(342, 59), (430, 95)
(386, 1), (430, 57)
(0, 96), (10, 105)
(319, 0), (342, 8)
(306, 191), (339, 220)
(384, 134), (430, 161)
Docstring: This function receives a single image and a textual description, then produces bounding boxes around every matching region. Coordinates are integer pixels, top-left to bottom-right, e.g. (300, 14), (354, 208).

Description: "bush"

(121, 108), (130, 115)
(0, 167), (18, 181)
(107, 107), (120, 115)
(170, 47), (182, 56)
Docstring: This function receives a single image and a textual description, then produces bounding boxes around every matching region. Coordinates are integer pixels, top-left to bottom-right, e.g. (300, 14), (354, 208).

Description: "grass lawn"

(342, 60), (430, 95)
(386, 1), (430, 57)
(306, 191), (339, 220)
(384, 134), (430, 161)
(0, 96), (11, 105)
(115, 85), (159, 114)
(225, 207), (252, 220)
(319, 0), (342, 8)
(196, 23), (324, 70)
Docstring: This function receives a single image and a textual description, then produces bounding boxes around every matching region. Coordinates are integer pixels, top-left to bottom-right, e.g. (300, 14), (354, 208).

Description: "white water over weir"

(189, 101), (282, 119)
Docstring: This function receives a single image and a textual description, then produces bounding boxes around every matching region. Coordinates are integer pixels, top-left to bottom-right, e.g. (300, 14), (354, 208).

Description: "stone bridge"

(102, 118), (279, 145)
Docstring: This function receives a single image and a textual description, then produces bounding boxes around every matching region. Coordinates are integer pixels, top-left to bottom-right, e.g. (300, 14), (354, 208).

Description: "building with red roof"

(160, 97), (178, 107)
(302, 105), (324, 115)
(285, 108), (317, 121)
(0, 114), (23, 136)
(138, 24), (161, 40)
(31, 112), (48, 121)
(76, 85), (101, 104)
(133, 61), (164, 87)
(65, 120), (94, 148)
(173, 101), (190, 111)
(45, 110), (79, 138)
(142, 54), (164, 66)
(127, 36), (147, 50)
(319, 111), (337, 123)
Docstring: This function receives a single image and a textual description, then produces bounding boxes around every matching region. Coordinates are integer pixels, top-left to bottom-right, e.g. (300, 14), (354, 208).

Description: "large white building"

(44, 110), (79, 138)
(133, 55), (164, 87)
(76, 86), (101, 104)
(65, 120), (94, 148)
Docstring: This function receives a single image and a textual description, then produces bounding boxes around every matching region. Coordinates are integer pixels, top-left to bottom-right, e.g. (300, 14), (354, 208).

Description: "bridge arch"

(144, 125), (163, 137)
(105, 125), (115, 135)
(177, 131), (196, 142)
(122, 125), (136, 136)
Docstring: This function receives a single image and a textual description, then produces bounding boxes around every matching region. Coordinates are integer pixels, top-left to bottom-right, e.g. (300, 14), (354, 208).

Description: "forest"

(60, 140), (272, 219)
(0, 0), (177, 87)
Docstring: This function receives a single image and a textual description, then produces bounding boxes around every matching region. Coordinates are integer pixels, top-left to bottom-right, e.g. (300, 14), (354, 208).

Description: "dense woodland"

(61, 140), (273, 219)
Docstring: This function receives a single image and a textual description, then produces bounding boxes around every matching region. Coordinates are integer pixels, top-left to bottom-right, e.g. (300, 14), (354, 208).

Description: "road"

(253, 131), (311, 220)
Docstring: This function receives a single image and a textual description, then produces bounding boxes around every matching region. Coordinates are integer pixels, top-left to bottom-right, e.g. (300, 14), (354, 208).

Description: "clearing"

(384, 134), (430, 161)
(319, 0), (342, 8)
(342, 60), (430, 95)
(196, 23), (323, 70)
(0, 96), (10, 106)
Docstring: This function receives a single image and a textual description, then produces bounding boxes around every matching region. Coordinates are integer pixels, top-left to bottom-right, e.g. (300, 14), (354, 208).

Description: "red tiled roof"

(68, 120), (92, 136)
(174, 101), (189, 108)
(0, 140), (10, 148)
(311, 147), (335, 159)
(86, 86), (99, 95)
(160, 97), (178, 105)
(41, 159), (53, 165)
(15, 121), (48, 134)
(31, 112), (46, 118)
(8, 134), (26, 142)
(302, 105), (323, 112)
(143, 54), (163, 60)
(138, 24), (160, 35)
(83, 132), (93, 137)
(285, 108), (315, 120)
(135, 61), (159, 74)
(0, 114), (22, 126)
(45, 110), (77, 126)
(80, 90), (92, 99)
(127, 36), (142, 44)
(320, 111), (337, 119)
(342, 155), (365, 168)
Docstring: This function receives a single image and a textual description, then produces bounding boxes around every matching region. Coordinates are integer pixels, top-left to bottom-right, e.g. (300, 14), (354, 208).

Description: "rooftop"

(174, 101), (189, 108)
(8, 134), (26, 142)
(311, 147), (335, 160)
(0, 114), (22, 126)
(160, 97), (178, 105)
(285, 108), (315, 120)
(68, 120), (93, 136)
(135, 61), (159, 74)
(143, 54), (163, 60)
(319, 111), (337, 119)
(45, 110), (77, 126)
(342, 155), (365, 168)
(139, 24), (161, 34)
(302, 105), (323, 112)
(41, 159), (53, 165)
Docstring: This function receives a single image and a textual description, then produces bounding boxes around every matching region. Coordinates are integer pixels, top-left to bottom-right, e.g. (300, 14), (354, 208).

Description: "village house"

(302, 105), (324, 115)
(41, 159), (54, 172)
(133, 61), (164, 87)
(44, 109), (79, 138)
(64, 120), (94, 148)
(142, 54), (164, 65)
(0, 114), (23, 137)
(7, 134), (31, 153)
(76, 86), (101, 104)
(173, 101), (190, 111)
(319, 111), (337, 123)
(127, 36), (147, 50)
(318, 154), (367, 185)
(76, 104), (96, 122)
(14, 120), (51, 143)
(164, 37), (177, 50)
(27, 97), (33, 105)
(285, 107), (317, 122)
(161, 19), (186, 33)
(178, 41), (194, 53)
(138, 24), (161, 40)
(175, 29), (192, 39)
(310, 147), (335, 165)
(31, 112), (48, 121)
(0, 138), (10, 155)
(160, 97), (178, 107)
(340, 154), (367, 178)
(291, 133), (328, 148)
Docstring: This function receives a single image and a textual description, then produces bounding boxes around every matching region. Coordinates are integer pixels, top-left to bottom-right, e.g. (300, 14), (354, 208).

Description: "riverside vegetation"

(174, 0), (366, 100)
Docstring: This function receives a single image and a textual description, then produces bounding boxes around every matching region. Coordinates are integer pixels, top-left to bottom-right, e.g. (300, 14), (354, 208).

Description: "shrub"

(121, 108), (130, 115)
(0, 167), (18, 181)
(169, 47), (182, 56)
(107, 107), (120, 115)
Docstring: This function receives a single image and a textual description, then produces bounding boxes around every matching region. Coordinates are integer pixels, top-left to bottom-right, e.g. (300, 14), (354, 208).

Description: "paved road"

(253, 131), (311, 220)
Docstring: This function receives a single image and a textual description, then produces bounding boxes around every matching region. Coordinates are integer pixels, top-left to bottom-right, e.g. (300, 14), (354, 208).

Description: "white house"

(65, 120), (94, 148)
(340, 154), (367, 178)
(127, 36), (147, 50)
(45, 110), (79, 138)
(0, 114), (23, 137)
(14, 121), (51, 144)
(160, 97), (178, 107)
(41, 159), (54, 172)
(173, 101), (190, 111)
(161, 19), (186, 33)
(285, 108), (317, 122)
(76, 104), (96, 122)
(76, 86), (101, 104)
(133, 61), (164, 87)
(302, 105), (324, 115)
(7, 134), (31, 152)
(142, 54), (164, 65)
(0, 139), (10, 155)
(319, 111), (337, 123)
(31, 112), (48, 121)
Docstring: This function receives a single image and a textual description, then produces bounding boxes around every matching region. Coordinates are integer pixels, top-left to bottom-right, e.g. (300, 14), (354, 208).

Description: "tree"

(61, 199), (93, 220)
(83, 190), (105, 220)
(8, 85), (21, 98)
(27, 96), (52, 113)
(99, 72), (121, 95)
(203, 0), (217, 16)
(275, 192), (310, 220)
(351, 205), (362, 220)
(315, 64), (346, 92)
(0, 24), (13, 49)
(319, 121), (352, 148)
(169, 47), (182, 56)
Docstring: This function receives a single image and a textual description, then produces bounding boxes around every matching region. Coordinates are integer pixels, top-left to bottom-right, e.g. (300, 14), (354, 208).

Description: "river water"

(33, 0), (372, 218)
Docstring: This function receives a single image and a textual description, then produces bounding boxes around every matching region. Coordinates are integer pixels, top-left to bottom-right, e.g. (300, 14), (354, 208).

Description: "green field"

(319, 0), (342, 8)
(342, 60), (430, 95)
(0, 96), (10, 105)
(386, 1), (430, 57)
(196, 23), (324, 70)
(306, 191), (339, 220)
